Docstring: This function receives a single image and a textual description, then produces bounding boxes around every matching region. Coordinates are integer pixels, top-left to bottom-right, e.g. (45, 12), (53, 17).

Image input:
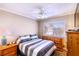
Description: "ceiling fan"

(35, 6), (47, 18)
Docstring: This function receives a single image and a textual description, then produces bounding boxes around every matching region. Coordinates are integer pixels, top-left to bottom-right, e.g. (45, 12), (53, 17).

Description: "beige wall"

(0, 10), (38, 45)
(76, 13), (79, 28)
(38, 14), (74, 38)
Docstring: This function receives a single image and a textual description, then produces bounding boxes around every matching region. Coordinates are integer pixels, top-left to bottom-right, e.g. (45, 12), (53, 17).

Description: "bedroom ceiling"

(0, 3), (77, 20)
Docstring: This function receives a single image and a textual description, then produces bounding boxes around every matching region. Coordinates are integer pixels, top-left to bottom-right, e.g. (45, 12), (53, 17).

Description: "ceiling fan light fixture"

(35, 6), (47, 19)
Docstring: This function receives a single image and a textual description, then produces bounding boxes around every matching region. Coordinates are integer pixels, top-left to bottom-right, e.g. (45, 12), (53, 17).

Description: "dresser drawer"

(54, 39), (61, 43)
(3, 46), (17, 55)
(4, 51), (17, 56)
(56, 45), (62, 49)
(0, 51), (2, 55)
(55, 42), (61, 44)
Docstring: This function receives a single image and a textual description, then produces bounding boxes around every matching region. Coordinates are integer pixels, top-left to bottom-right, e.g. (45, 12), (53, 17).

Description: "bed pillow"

(30, 34), (38, 40)
(16, 35), (31, 44)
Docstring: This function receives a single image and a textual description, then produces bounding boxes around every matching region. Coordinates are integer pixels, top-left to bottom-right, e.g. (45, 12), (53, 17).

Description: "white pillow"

(20, 35), (30, 39)
(30, 34), (38, 40)
(16, 35), (31, 45)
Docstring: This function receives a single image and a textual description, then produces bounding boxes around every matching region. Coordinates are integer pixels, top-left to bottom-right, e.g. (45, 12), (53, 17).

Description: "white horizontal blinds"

(52, 21), (65, 37)
(44, 23), (53, 35)
(44, 21), (65, 37)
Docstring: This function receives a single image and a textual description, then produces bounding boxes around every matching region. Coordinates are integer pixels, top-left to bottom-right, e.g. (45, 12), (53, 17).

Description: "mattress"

(18, 39), (56, 56)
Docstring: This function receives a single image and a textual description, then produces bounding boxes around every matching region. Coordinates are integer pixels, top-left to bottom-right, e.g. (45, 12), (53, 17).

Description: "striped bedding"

(18, 39), (56, 56)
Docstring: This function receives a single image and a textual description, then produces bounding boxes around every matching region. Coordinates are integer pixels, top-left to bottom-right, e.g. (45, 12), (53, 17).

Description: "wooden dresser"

(0, 44), (17, 56)
(42, 36), (64, 52)
(67, 31), (79, 56)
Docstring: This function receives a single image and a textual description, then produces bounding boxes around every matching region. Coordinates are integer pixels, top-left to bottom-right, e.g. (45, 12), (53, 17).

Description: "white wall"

(0, 10), (38, 45)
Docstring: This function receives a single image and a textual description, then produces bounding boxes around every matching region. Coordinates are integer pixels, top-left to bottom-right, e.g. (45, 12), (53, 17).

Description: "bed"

(16, 35), (56, 56)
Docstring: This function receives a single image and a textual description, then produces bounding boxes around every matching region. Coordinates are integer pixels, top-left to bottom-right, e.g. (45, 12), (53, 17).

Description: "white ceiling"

(0, 3), (77, 20)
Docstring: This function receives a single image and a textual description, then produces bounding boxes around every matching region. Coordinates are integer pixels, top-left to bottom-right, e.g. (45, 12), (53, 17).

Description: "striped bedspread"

(18, 39), (56, 56)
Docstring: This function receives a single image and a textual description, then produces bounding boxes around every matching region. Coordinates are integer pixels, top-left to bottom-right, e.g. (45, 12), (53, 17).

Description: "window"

(44, 21), (65, 37)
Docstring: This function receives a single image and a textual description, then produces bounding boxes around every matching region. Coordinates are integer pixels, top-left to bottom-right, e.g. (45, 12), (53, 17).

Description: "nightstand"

(0, 44), (17, 56)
